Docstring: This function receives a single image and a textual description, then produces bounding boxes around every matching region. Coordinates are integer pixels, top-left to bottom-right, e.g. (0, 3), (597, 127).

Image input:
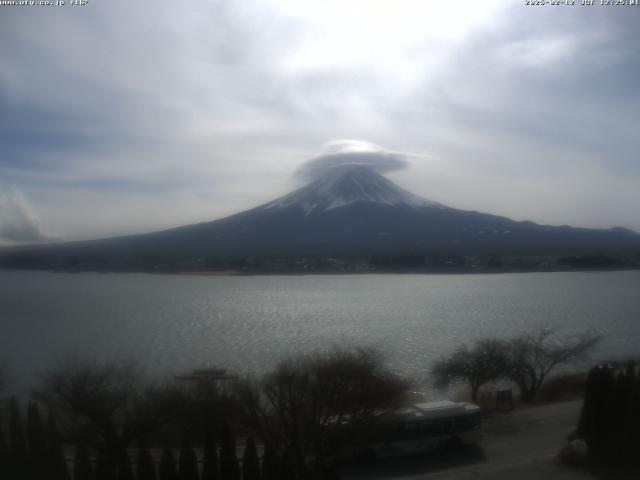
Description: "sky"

(1, 0), (639, 245)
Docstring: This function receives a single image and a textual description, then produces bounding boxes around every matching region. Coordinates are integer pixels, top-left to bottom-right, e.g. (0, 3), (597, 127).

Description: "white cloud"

(294, 140), (410, 181)
(0, 185), (48, 244)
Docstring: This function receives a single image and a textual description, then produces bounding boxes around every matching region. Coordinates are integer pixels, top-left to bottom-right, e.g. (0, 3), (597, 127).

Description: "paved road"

(340, 400), (585, 480)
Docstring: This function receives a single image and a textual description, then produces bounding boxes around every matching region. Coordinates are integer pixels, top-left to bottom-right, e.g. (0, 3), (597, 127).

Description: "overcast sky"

(1, 0), (639, 244)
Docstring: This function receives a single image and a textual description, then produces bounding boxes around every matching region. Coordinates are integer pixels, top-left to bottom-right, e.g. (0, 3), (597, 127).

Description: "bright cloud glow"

(276, 0), (504, 90)
(294, 140), (410, 181)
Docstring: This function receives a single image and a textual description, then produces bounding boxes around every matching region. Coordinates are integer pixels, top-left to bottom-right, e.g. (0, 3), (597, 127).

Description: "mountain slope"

(260, 167), (443, 214)
(1, 166), (639, 269)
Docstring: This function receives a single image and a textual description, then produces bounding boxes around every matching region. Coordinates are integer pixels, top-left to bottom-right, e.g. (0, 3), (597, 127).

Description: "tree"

(46, 412), (70, 480)
(178, 436), (198, 480)
(622, 361), (638, 462)
(116, 450), (134, 480)
(0, 421), (8, 460)
(96, 447), (114, 480)
(201, 431), (219, 480)
(242, 435), (261, 480)
(159, 447), (178, 480)
(279, 449), (295, 480)
(27, 402), (48, 479)
(8, 397), (31, 479)
(0, 422), (12, 480)
(168, 372), (240, 446)
(74, 444), (94, 480)
(236, 347), (410, 478)
(137, 438), (157, 480)
(577, 361), (640, 469)
(33, 357), (176, 474)
(27, 402), (47, 460)
(626, 365), (640, 465)
(431, 339), (508, 403)
(219, 423), (240, 480)
(9, 397), (27, 461)
(261, 443), (279, 480)
(505, 329), (600, 403)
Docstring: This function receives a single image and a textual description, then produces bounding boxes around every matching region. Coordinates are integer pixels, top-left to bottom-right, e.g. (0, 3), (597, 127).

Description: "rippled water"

(1, 270), (639, 391)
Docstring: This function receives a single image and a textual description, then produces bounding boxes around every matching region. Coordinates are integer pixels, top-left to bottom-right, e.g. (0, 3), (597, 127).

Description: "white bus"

(349, 400), (482, 460)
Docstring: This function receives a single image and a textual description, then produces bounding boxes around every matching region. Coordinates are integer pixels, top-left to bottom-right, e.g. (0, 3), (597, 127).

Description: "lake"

(1, 270), (639, 393)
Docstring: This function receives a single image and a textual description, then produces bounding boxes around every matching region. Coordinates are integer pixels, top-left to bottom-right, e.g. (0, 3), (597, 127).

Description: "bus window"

(419, 419), (449, 437)
(400, 422), (419, 438)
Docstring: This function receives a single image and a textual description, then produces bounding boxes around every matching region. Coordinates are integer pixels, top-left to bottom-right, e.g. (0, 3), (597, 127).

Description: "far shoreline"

(1, 266), (639, 277)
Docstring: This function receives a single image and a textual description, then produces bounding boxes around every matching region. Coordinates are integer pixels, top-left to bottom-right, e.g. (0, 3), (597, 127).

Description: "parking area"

(340, 400), (587, 480)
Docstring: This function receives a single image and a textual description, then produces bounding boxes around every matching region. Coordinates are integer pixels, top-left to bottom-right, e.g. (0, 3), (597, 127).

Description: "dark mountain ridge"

(1, 167), (639, 270)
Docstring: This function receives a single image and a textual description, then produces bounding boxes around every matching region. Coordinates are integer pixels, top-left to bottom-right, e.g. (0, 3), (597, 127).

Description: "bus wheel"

(445, 437), (462, 451)
(357, 448), (377, 463)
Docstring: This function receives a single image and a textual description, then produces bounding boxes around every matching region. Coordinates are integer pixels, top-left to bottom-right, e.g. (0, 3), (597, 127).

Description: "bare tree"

(505, 329), (601, 403)
(236, 347), (410, 478)
(33, 357), (178, 475)
(431, 339), (509, 404)
(168, 372), (241, 443)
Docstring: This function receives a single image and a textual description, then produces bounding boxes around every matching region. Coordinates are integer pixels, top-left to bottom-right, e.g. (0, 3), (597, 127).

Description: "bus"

(348, 400), (482, 460)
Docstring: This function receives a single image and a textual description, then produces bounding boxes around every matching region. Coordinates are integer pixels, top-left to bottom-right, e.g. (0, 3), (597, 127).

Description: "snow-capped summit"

(262, 166), (443, 215)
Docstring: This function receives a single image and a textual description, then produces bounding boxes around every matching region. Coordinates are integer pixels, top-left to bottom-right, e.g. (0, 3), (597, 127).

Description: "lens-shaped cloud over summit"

(294, 140), (410, 182)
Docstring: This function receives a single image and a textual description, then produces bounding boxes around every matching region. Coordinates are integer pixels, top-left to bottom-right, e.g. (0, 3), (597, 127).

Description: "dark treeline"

(0, 400), (262, 480)
(0, 337), (627, 480)
(2, 252), (639, 274)
(576, 361), (640, 477)
(0, 400), (69, 480)
(0, 348), (409, 480)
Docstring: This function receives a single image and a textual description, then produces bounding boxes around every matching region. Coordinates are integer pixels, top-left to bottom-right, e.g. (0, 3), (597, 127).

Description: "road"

(340, 400), (589, 480)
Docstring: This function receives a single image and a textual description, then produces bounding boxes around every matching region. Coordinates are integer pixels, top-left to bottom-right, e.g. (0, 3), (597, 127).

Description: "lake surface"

(1, 270), (639, 392)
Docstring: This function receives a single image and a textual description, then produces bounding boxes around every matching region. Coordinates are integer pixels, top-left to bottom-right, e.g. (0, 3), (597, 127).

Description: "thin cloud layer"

(0, 185), (48, 243)
(294, 140), (409, 181)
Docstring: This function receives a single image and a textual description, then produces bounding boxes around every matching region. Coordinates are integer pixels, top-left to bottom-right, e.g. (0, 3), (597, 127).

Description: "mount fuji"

(2, 166), (639, 270)
(261, 167), (442, 214)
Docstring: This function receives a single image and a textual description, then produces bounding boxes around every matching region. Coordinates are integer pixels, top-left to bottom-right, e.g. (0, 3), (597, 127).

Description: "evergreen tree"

(9, 398), (27, 461)
(578, 362), (640, 472)
(610, 372), (629, 459)
(159, 447), (178, 480)
(202, 431), (219, 480)
(260, 444), (279, 480)
(74, 444), (94, 480)
(626, 367), (640, 466)
(219, 424), (240, 480)
(178, 436), (198, 480)
(597, 367), (617, 462)
(137, 438), (157, 480)
(95, 448), (114, 480)
(577, 367), (595, 440)
(27, 403), (46, 461)
(116, 451), (134, 480)
(590, 366), (613, 462)
(242, 436), (261, 480)
(47, 412), (70, 480)
(0, 423), (13, 480)
(622, 362), (637, 452)
(26, 402), (47, 479)
(0, 423), (8, 459)
(279, 449), (295, 480)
